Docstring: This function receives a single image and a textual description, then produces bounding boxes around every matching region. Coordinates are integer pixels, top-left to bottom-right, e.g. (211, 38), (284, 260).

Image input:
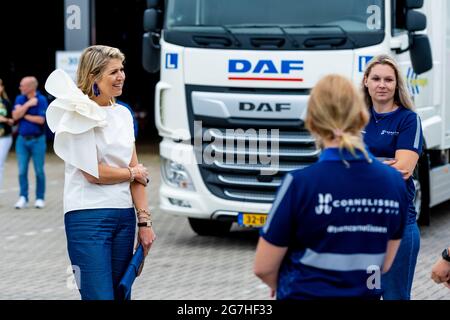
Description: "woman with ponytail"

(362, 54), (423, 300)
(254, 74), (409, 300)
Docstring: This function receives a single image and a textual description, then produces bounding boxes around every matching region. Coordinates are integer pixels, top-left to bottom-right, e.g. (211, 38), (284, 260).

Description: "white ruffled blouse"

(45, 69), (108, 178)
(45, 69), (135, 213)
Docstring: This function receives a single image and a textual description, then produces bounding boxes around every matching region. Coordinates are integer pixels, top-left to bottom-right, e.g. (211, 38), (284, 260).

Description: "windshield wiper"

(173, 24), (241, 46)
(174, 23), (357, 48)
(192, 24), (242, 46)
(225, 24), (300, 48)
(284, 24), (357, 47)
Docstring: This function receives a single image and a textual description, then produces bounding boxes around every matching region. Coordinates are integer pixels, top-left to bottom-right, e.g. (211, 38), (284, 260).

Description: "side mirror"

(144, 8), (159, 32)
(409, 34), (432, 74)
(405, 0), (424, 9)
(147, 0), (160, 8)
(405, 10), (426, 32)
(142, 32), (161, 73)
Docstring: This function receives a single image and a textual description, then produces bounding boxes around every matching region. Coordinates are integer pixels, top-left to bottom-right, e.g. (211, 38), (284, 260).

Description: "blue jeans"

(65, 208), (136, 300)
(15, 134), (46, 200)
(381, 222), (420, 300)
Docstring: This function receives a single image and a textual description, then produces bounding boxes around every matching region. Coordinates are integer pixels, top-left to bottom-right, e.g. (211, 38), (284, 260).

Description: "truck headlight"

(161, 158), (195, 191)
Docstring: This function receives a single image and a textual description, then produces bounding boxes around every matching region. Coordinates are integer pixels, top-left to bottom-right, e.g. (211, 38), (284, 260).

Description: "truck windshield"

(166, 0), (384, 34)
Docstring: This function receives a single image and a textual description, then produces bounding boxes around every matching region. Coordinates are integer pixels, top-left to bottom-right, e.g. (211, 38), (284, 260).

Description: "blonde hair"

(362, 54), (414, 110)
(306, 74), (370, 161)
(0, 78), (8, 101)
(77, 45), (125, 99)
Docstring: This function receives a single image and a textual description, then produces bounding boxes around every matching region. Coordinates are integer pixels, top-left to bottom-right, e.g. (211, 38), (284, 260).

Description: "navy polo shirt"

(14, 92), (48, 136)
(261, 148), (408, 300)
(363, 106), (423, 224)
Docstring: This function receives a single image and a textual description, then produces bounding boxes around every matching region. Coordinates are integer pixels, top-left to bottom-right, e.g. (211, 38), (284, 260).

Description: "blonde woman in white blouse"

(46, 45), (155, 300)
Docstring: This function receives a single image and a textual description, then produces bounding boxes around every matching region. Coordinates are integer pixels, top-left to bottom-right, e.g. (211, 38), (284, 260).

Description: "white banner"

(56, 51), (82, 82)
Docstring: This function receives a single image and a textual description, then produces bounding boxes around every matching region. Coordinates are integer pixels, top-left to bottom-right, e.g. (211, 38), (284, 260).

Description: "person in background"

(0, 78), (14, 190)
(362, 54), (423, 300)
(12, 76), (48, 209)
(254, 74), (408, 300)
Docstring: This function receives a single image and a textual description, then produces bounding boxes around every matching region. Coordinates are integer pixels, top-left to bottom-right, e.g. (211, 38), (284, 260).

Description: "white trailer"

(142, 0), (450, 235)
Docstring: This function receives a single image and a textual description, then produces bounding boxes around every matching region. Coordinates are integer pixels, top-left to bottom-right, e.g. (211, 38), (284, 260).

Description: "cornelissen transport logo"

(315, 193), (401, 215)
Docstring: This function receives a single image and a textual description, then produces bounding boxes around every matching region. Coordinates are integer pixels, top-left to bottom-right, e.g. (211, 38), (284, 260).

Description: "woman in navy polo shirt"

(254, 75), (409, 299)
(362, 54), (423, 300)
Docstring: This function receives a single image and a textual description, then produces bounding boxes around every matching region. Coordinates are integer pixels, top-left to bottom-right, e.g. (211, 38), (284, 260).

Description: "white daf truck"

(142, 0), (450, 235)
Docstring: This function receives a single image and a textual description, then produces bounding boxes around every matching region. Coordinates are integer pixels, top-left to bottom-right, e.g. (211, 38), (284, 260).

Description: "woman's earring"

(93, 83), (101, 97)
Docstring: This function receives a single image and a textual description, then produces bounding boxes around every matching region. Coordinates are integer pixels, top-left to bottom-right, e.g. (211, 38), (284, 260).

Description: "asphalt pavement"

(0, 142), (449, 300)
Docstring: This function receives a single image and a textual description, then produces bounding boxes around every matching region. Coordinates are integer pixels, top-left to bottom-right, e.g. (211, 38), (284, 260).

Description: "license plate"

(238, 213), (268, 227)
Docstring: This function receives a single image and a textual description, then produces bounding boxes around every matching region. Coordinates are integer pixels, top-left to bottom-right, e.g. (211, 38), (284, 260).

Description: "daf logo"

(229, 59), (304, 74)
(315, 193), (333, 215)
(239, 102), (291, 112)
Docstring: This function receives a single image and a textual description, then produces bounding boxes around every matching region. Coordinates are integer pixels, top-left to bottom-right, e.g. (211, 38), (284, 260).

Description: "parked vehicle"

(142, 0), (450, 234)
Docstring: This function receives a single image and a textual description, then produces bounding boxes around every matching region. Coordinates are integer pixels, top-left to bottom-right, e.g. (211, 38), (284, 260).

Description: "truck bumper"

(159, 139), (271, 220)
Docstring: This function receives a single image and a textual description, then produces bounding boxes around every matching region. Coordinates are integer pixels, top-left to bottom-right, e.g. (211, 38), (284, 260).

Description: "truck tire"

(416, 151), (431, 226)
(188, 218), (232, 236)
(413, 178), (422, 221)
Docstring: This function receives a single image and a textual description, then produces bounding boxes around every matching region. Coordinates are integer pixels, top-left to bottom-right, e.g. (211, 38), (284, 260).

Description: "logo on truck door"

(406, 67), (428, 96)
(358, 56), (374, 73)
(228, 59), (304, 82)
(165, 53), (178, 69)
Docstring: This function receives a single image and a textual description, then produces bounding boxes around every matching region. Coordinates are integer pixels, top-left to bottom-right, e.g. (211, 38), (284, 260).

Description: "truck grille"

(186, 85), (318, 204)
(196, 127), (319, 203)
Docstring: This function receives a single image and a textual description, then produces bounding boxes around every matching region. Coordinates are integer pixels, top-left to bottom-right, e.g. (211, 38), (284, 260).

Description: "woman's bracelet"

(136, 208), (150, 215)
(137, 214), (151, 222)
(137, 221), (152, 228)
(136, 208), (151, 219)
(127, 166), (135, 182)
(136, 208), (153, 228)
